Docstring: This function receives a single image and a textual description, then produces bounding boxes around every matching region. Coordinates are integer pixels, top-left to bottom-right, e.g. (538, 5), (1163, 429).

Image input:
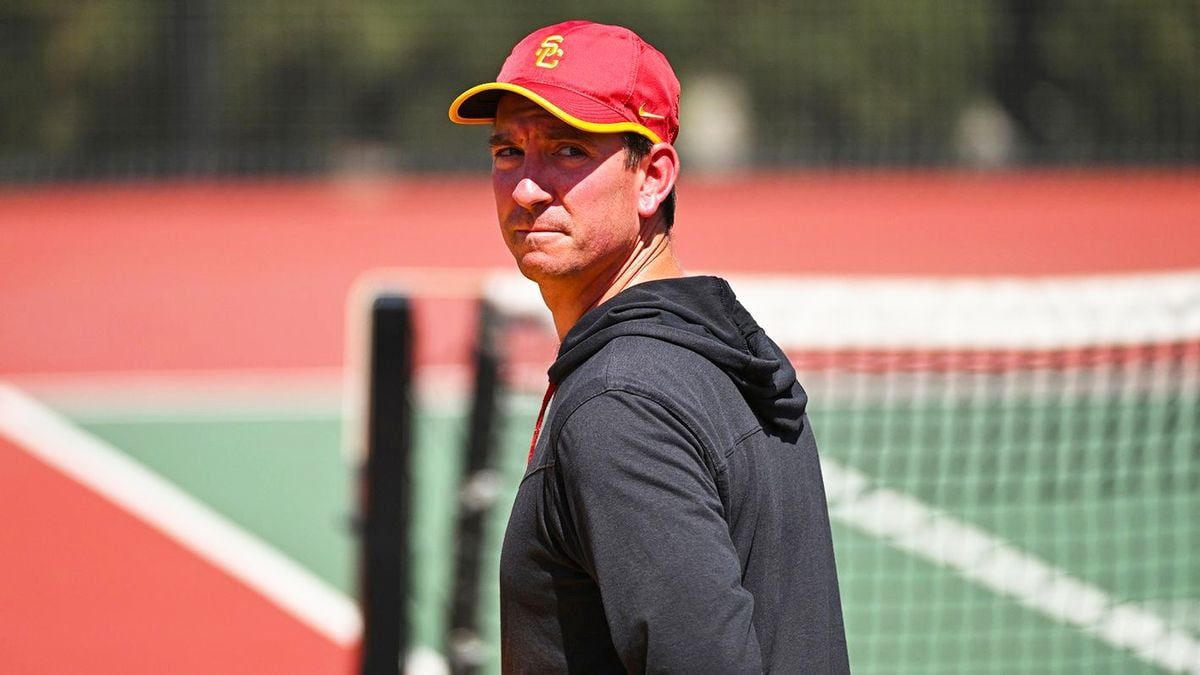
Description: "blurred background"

(1, 2), (1199, 674)
(1, 0), (1198, 178)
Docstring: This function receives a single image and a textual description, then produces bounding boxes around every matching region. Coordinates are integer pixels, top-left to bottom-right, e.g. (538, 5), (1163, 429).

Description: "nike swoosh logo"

(638, 104), (666, 120)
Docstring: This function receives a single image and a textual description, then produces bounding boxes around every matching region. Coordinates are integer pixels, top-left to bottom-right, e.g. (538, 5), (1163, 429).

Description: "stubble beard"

(511, 237), (580, 284)
(503, 208), (577, 282)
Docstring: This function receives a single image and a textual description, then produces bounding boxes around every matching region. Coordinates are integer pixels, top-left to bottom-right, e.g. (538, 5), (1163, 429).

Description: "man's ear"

(637, 142), (680, 220)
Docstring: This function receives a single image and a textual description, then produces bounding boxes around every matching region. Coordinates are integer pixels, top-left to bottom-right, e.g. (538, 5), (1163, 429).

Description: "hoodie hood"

(549, 276), (807, 436)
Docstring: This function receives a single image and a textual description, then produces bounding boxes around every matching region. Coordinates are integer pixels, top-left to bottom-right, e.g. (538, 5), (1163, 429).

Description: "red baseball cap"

(448, 20), (680, 144)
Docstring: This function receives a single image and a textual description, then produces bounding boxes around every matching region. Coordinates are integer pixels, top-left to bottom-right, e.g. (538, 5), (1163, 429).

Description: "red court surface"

(2, 171), (1199, 376)
(1, 172), (1197, 675)
(0, 433), (354, 674)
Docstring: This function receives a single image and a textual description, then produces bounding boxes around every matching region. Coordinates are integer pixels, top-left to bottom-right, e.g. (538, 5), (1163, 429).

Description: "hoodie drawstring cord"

(528, 380), (558, 464)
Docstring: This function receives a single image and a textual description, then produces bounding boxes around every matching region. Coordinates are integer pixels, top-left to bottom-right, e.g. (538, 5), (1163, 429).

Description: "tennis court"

(6, 353), (1197, 673)
(6, 3), (1200, 670)
(3, 175), (1199, 673)
(0, 385), (357, 674)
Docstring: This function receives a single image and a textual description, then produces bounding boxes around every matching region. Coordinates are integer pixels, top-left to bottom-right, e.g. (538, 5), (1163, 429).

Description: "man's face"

(490, 94), (643, 289)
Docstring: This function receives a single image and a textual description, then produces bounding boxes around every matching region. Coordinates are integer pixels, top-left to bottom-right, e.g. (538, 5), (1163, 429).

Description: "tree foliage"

(0, 0), (1195, 177)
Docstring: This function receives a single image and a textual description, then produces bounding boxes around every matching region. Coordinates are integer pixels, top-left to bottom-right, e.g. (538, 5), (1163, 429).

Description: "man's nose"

(512, 177), (552, 212)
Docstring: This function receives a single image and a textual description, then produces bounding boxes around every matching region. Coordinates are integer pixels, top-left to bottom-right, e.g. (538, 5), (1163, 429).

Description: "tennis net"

(487, 269), (1200, 674)
(354, 268), (1200, 674)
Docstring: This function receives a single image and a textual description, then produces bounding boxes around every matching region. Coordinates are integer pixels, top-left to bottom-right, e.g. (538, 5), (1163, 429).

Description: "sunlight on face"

(490, 95), (643, 291)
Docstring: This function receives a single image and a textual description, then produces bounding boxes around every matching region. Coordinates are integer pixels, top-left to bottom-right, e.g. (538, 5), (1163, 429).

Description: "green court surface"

(71, 404), (526, 672)
(67, 387), (1199, 674)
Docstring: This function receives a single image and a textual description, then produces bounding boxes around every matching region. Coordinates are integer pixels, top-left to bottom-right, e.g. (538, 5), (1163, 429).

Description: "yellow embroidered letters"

(534, 35), (565, 69)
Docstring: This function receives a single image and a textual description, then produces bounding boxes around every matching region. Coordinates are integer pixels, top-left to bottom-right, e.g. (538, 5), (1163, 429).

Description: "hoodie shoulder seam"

(727, 426), (763, 457)
(551, 384), (728, 477)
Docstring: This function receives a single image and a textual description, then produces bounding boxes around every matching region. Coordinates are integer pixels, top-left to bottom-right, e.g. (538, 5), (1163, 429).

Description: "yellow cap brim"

(448, 82), (663, 144)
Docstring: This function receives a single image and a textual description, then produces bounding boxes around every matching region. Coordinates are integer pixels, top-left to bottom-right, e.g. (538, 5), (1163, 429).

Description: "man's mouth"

(510, 217), (566, 234)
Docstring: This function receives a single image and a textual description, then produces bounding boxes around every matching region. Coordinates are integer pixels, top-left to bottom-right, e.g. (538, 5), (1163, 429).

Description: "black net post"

(358, 295), (413, 675)
(446, 299), (505, 674)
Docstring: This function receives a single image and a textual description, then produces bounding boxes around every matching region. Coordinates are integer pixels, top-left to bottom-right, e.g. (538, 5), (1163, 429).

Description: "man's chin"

(514, 253), (573, 285)
(516, 263), (558, 285)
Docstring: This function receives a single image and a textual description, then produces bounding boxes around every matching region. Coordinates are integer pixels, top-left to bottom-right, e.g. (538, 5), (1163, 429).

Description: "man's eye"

(556, 145), (586, 158)
(493, 147), (522, 158)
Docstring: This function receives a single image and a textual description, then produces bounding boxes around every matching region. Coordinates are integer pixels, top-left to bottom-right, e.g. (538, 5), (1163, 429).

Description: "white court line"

(11, 367), (345, 420)
(0, 382), (362, 648)
(821, 458), (1200, 674)
(10, 365), (475, 421)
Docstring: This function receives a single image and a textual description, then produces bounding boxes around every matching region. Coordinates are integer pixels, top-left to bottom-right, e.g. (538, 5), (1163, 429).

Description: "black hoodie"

(499, 276), (849, 674)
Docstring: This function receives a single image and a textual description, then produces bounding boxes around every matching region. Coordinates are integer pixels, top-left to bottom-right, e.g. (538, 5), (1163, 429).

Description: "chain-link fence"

(2, 1), (1197, 182)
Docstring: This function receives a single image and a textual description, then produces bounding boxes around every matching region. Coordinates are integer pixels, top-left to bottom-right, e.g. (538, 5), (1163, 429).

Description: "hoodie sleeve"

(553, 389), (763, 674)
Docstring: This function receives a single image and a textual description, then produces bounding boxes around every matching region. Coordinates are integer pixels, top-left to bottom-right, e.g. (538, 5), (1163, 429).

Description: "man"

(449, 20), (849, 673)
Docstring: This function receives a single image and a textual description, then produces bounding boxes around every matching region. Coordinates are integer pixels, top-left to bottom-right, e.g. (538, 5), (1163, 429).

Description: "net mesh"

(465, 270), (1200, 674)
(810, 348), (1199, 673)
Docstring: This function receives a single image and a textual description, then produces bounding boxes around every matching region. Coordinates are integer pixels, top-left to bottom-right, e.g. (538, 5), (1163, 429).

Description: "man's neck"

(540, 231), (684, 340)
